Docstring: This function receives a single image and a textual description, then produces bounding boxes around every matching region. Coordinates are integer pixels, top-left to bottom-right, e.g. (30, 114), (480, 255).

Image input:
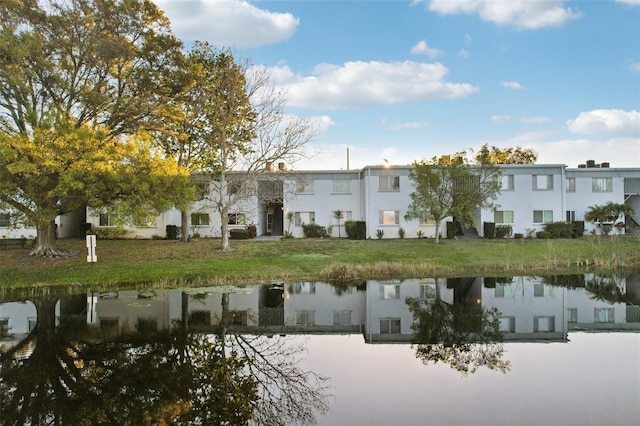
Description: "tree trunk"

(30, 220), (75, 258)
(434, 218), (442, 244)
(180, 210), (189, 243)
(220, 205), (231, 251)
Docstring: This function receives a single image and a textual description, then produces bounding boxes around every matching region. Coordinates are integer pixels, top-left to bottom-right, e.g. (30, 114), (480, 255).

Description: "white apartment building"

(2, 162), (639, 240)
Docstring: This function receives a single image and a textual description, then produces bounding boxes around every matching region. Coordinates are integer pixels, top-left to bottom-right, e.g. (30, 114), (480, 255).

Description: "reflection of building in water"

(1, 275), (638, 350)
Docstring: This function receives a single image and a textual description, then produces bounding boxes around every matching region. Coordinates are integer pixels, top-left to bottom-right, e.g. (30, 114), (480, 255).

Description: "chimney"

(265, 161), (273, 171)
(586, 160), (595, 168)
(601, 162), (610, 168)
(278, 162), (287, 171)
(578, 164), (586, 168)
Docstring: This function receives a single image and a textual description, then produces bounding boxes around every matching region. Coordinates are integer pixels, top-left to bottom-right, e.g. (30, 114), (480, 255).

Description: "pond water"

(1, 274), (639, 425)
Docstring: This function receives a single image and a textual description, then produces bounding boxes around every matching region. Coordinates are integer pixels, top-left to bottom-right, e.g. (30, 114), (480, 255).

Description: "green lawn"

(1, 236), (638, 290)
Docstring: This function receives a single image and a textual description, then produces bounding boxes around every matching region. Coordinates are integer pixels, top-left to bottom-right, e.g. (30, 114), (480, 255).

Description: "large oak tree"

(0, 0), (189, 257)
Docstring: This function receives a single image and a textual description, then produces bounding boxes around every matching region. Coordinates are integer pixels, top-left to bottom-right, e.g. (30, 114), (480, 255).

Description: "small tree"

(585, 202), (635, 235)
(332, 210), (344, 238)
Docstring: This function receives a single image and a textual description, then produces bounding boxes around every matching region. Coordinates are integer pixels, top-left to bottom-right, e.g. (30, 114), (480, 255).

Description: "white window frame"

(494, 210), (514, 224)
(594, 308), (614, 323)
(379, 175), (400, 192)
(533, 174), (553, 190)
(99, 213), (118, 227)
(296, 180), (314, 194)
(332, 210), (352, 225)
(228, 213), (246, 226)
(592, 177), (612, 192)
(331, 180), (351, 194)
(380, 317), (401, 334)
(534, 316), (555, 332)
(419, 283), (436, 300)
(294, 211), (315, 226)
(418, 209), (435, 225)
(533, 210), (553, 224)
(566, 210), (576, 222)
(333, 310), (352, 325)
(133, 214), (157, 228)
(379, 210), (400, 226)
(191, 213), (210, 226)
(566, 177), (576, 192)
(380, 283), (401, 299)
(501, 175), (514, 191)
(296, 310), (315, 325)
(568, 308), (578, 323)
(499, 316), (516, 333)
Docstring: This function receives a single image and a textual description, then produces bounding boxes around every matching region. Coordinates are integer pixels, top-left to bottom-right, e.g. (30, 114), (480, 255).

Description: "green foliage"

(483, 222), (496, 239)
(91, 227), (128, 239)
(230, 229), (249, 239)
(513, 233), (524, 239)
(345, 220), (366, 239)
(473, 144), (538, 164)
(376, 229), (384, 239)
(332, 210), (344, 238)
(543, 222), (574, 239)
(302, 223), (327, 238)
(536, 231), (552, 239)
(398, 227), (406, 239)
(446, 222), (457, 239)
(495, 225), (513, 239)
(572, 221), (585, 238)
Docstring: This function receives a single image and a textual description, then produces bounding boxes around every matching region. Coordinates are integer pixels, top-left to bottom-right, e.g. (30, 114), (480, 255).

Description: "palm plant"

(584, 202), (635, 235)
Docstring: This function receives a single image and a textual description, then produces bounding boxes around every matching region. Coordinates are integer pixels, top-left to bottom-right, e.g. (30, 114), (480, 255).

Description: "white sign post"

(86, 234), (97, 263)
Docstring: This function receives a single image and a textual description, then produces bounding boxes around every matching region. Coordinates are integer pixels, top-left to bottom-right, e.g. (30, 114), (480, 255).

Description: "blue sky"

(155, 0), (640, 170)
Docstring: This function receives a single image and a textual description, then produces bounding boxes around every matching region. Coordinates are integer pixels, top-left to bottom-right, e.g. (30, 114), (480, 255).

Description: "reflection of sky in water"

(303, 333), (640, 426)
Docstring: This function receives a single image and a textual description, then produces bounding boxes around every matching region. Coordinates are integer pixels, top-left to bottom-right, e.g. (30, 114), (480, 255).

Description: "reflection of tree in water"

(1, 293), (330, 425)
(406, 284), (510, 375)
(585, 275), (633, 304)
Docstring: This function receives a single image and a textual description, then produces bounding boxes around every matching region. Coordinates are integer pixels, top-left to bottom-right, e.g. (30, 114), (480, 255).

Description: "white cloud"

(616, 0), (640, 6)
(380, 119), (428, 131)
(295, 144), (416, 170)
(491, 115), (511, 123)
(155, 0), (299, 48)
(630, 63), (640, 72)
(458, 49), (470, 58)
(501, 80), (525, 90)
(427, 0), (580, 30)
(532, 137), (640, 168)
(566, 109), (640, 137)
(266, 61), (478, 109)
(520, 116), (551, 124)
(410, 40), (442, 58)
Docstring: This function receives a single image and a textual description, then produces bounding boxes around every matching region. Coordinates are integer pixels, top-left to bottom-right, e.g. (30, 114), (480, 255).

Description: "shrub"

(376, 229), (384, 239)
(246, 224), (257, 239)
(513, 233), (524, 239)
(544, 222), (573, 239)
(230, 228), (249, 239)
(355, 221), (366, 240)
(446, 221), (456, 239)
(572, 220), (585, 238)
(495, 225), (513, 239)
(398, 227), (405, 239)
(302, 223), (327, 238)
(345, 220), (356, 239)
(483, 222), (495, 239)
(417, 230), (424, 238)
(536, 230), (552, 239)
(92, 227), (128, 239)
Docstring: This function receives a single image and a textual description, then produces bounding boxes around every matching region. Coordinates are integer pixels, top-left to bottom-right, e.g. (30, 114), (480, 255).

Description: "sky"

(154, 0), (640, 170)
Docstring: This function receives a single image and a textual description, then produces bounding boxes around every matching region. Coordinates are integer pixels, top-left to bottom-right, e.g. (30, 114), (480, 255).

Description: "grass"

(0, 235), (638, 291)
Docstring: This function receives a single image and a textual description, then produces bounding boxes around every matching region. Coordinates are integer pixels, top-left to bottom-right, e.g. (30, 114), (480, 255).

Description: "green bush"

(495, 225), (513, 239)
(345, 220), (356, 239)
(536, 230), (552, 239)
(355, 221), (366, 240)
(544, 222), (573, 239)
(302, 223), (327, 238)
(398, 227), (405, 239)
(572, 221), (585, 238)
(513, 233), (524, 239)
(376, 229), (384, 239)
(230, 229), (249, 239)
(483, 222), (495, 239)
(91, 227), (128, 239)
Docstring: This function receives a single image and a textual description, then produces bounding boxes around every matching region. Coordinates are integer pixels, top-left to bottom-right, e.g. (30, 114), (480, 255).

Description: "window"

(501, 175), (514, 190)
(379, 210), (399, 225)
(195, 182), (209, 200)
(592, 177), (612, 192)
(332, 211), (352, 225)
(533, 210), (553, 224)
(0, 213), (10, 227)
(191, 213), (210, 226)
(533, 174), (553, 190)
(534, 316), (555, 332)
(0, 318), (9, 337)
(296, 180), (314, 193)
(418, 210), (435, 225)
(333, 310), (352, 325)
(420, 283), (436, 300)
(566, 177), (576, 192)
(498, 317), (515, 333)
(133, 214), (157, 228)
(228, 213), (246, 226)
(99, 213), (118, 227)
(189, 310), (212, 326)
(566, 210), (576, 222)
(332, 180), (351, 194)
(380, 318), (401, 334)
(296, 310), (315, 325)
(137, 317), (158, 333)
(568, 308), (577, 323)
(227, 179), (242, 195)
(494, 210), (514, 224)
(380, 284), (400, 299)
(594, 308), (614, 323)
(534, 283), (552, 297)
(294, 211), (315, 226)
(379, 175), (400, 191)
(494, 283), (515, 298)
(291, 282), (316, 294)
